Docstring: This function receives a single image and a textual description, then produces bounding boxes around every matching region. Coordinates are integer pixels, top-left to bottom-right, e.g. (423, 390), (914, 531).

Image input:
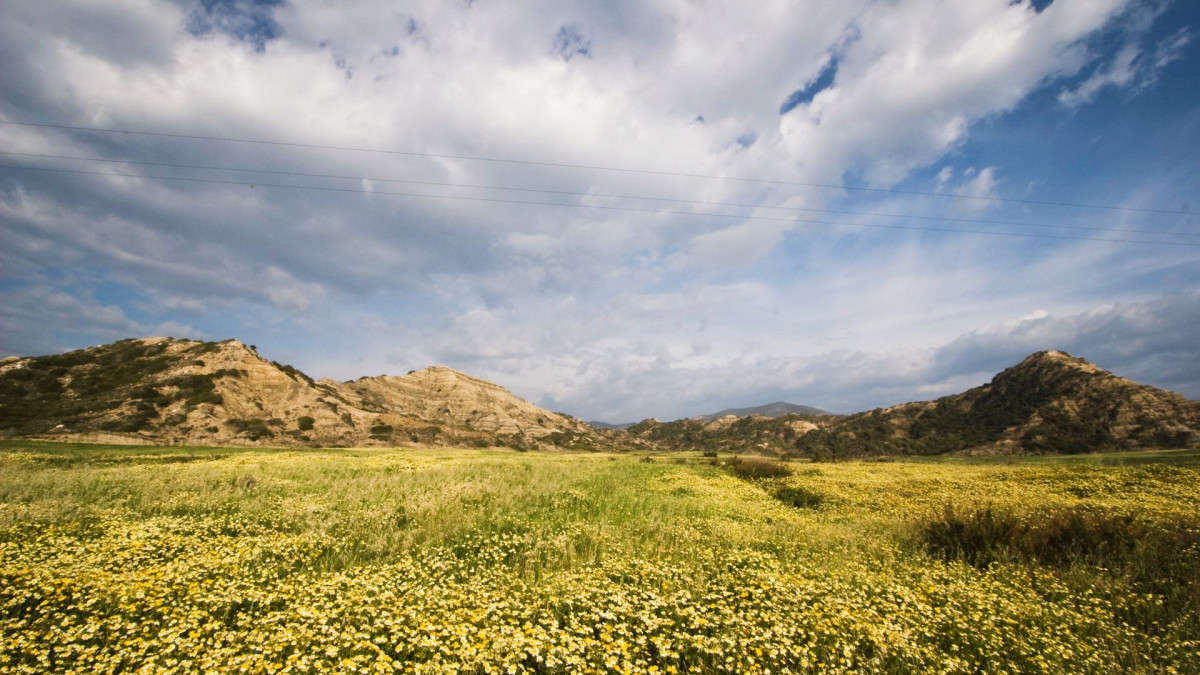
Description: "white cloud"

(1, 0), (1196, 422)
(780, 0), (1125, 186)
(1057, 0), (1191, 110)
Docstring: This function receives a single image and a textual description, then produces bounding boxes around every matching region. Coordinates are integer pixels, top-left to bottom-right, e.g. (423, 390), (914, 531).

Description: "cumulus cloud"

(779, 0), (1128, 186)
(0, 285), (200, 356)
(525, 292), (1200, 422)
(1, 0), (1196, 421)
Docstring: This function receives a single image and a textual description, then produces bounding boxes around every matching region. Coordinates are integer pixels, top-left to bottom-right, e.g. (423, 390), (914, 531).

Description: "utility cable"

(3, 163), (1196, 248)
(1, 150), (1191, 238)
(1, 120), (1190, 216)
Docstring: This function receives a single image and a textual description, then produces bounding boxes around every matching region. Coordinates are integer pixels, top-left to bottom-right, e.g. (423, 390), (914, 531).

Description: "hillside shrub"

(297, 416), (315, 431)
(224, 419), (274, 441)
(272, 361), (315, 385)
(727, 456), (793, 479)
(774, 485), (826, 510)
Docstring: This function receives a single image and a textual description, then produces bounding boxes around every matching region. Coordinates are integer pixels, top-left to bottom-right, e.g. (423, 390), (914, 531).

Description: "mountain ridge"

(590, 401), (830, 430)
(697, 401), (830, 422)
(793, 349), (1199, 457)
(0, 337), (618, 450)
(2, 341), (1196, 456)
(625, 350), (1198, 456)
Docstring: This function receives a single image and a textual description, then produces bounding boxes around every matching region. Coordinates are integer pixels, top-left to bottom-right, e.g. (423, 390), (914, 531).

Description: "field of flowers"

(1, 441), (1198, 673)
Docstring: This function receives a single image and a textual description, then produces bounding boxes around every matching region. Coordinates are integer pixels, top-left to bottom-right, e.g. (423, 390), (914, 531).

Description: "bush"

(224, 419), (274, 441)
(727, 456), (794, 479)
(297, 416), (315, 431)
(774, 486), (826, 510)
(920, 504), (1027, 568)
(919, 503), (1200, 584)
(271, 361), (315, 385)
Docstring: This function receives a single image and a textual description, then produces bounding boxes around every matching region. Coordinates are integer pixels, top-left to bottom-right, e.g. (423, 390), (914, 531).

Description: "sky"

(1, 0), (1198, 423)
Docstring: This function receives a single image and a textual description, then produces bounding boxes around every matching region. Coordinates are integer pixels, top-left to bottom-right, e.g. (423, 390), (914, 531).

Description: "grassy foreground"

(1, 442), (1198, 674)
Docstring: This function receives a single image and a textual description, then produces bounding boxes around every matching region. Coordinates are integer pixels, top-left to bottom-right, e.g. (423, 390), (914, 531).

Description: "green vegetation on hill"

(628, 414), (826, 455)
(0, 339), (243, 435)
(794, 352), (1199, 458)
(630, 352), (1199, 458)
(0, 338), (620, 451)
(0, 441), (1197, 672)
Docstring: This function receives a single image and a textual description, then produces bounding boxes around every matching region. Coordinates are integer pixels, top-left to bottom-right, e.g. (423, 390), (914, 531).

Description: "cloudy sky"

(2, 0), (1198, 422)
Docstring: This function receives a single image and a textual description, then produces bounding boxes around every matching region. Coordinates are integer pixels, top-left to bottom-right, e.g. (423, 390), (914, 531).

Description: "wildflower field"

(1, 441), (1198, 674)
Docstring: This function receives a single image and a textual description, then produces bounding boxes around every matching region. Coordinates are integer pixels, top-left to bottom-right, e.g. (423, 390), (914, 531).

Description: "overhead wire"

(0, 119), (1191, 216)
(0, 150), (1193, 239)
(3, 162), (1197, 248)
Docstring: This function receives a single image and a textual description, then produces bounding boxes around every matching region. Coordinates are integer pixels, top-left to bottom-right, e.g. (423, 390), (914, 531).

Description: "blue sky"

(1, 0), (1198, 422)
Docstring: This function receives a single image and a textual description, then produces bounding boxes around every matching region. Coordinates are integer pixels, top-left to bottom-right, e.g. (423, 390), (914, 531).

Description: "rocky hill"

(628, 351), (1199, 457)
(628, 411), (835, 455)
(0, 337), (615, 450)
(795, 351), (1199, 458)
(3, 342), (1195, 455)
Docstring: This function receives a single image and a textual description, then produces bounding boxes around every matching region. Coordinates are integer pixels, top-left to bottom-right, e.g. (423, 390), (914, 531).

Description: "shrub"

(297, 416), (315, 431)
(774, 486), (826, 510)
(271, 361), (315, 385)
(919, 504), (1027, 568)
(224, 419), (274, 441)
(919, 503), (1200, 590)
(727, 456), (794, 479)
(167, 374), (224, 407)
(370, 424), (393, 438)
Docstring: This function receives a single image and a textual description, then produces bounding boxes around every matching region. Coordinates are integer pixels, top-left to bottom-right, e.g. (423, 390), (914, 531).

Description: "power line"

(1, 150), (1193, 239)
(1, 119), (1191, 216)
(3, 162), (1197, 248)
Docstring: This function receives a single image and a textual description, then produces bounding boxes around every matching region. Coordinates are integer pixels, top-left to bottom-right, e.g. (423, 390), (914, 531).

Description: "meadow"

(1, 440), (1197, 674)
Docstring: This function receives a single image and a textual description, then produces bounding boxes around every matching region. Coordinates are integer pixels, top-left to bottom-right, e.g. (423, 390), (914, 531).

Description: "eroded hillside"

(0, 338), (617, 449)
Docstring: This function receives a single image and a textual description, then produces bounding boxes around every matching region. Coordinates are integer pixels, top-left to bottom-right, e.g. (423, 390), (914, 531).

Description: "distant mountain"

(0, 337), (621, 450)
(628, 351), (1199, 457)
(698, 401), (828, 421)
(588, 420), (636, 430)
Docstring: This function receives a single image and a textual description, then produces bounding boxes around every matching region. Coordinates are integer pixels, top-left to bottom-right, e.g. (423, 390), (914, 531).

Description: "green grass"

(1, 440), (1198, 673)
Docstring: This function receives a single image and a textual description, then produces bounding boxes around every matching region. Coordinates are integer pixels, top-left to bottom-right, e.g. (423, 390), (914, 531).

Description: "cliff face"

(0, 338), (606, 449)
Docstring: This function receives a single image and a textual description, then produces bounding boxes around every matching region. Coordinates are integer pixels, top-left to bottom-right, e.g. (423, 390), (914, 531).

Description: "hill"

(627, 410), (835, 455)
(796, 350), (1199, 458)
(3, 342), (1195, 456)
(628, 351), (1199, 457)
(699, 401), (829, 421)
(587, 420), (635, 430)
(0, 337), (617, 450)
